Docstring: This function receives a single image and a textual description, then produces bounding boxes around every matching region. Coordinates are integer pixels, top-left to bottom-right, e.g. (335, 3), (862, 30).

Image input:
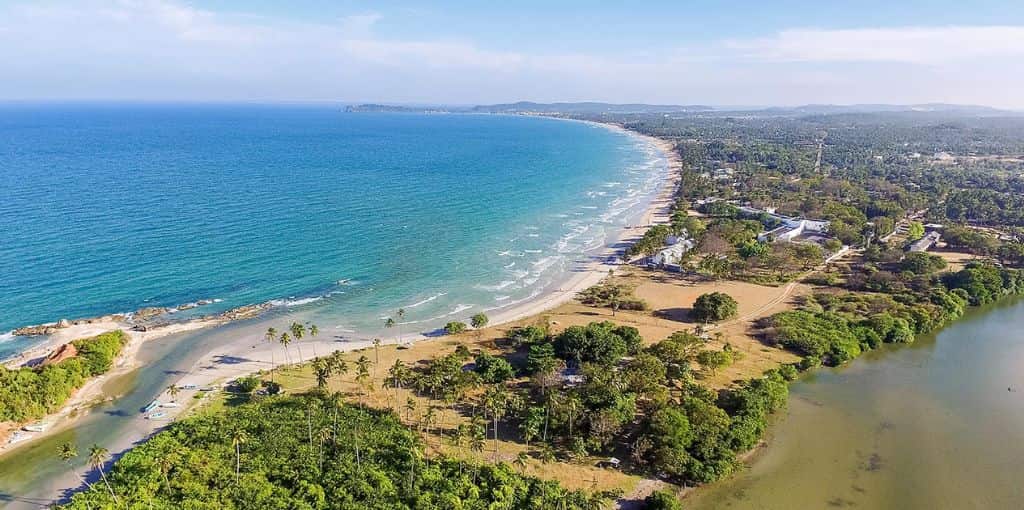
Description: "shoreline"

(0, 118), (681, 460)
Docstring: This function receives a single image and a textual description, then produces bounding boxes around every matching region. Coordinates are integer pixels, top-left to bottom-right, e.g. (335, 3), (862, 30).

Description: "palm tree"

(167, 384), (181, 402)
(422, 405), (437, 436)
(372, 338), (381, 370)
(328, 351), (349, 381)
(317, 426), (332, 472)
(265, 327), (278, 379)
(88, 444), (117, 503)
(230, 429), (247, 483)
(482, 385), (517, 462)
(157, 456), (174, 491)
(355, 355), (371, 405)
(384, 316), (396, 343)
(514, 451), (529, 472)
(313, 359), (331, 390)
(404, 397), (417, 422)
(470, 424), (486, 455)
(396, 308), (406, 343)
(57, 442), (89, 491)
(308, 323), (320, 358)
(279, 332), (293, 365)
(290, 322), (306, 361)
(389, 360), (409, 413)
(538, 442), (556, 464)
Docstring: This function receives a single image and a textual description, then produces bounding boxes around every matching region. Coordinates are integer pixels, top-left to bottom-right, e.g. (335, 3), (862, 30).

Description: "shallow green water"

(688, 298), (1024, 510)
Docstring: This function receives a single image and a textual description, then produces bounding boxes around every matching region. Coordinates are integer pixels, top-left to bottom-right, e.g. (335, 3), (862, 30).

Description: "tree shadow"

(653, 308), (693, 322)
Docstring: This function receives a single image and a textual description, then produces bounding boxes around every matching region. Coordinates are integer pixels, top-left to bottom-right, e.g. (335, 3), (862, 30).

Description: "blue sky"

(3, 0), (1024, 107)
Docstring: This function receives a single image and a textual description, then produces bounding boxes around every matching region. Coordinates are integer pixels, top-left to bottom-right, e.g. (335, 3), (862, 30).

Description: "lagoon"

(688, 298), (1024, 509)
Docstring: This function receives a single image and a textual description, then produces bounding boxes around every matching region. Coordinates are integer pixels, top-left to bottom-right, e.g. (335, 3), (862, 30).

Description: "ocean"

(0, 104), (665, 358)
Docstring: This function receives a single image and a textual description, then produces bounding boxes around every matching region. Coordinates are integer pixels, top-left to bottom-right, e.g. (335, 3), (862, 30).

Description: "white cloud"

(1, 1), (1023, 108)
(724, 25), (1024, 64)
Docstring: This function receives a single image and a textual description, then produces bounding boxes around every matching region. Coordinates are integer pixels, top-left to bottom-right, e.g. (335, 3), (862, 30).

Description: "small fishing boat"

(142, 400), (161, 413)
(160, 402), (180, 408)
(146, 412), (167, 420)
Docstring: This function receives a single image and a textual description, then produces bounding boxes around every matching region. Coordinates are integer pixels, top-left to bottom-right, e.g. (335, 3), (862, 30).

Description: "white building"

(757, 218), (830, 243)
(652, 238), (695, 266)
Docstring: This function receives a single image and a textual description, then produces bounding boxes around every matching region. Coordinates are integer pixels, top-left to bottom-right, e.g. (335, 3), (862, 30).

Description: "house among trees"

(757, 217), (831, 243)
(908, 231), (942, 252)
(651, 236), (695, 267)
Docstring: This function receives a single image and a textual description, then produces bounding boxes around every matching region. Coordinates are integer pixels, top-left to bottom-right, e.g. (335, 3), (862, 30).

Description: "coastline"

(0, 118), (681, 460)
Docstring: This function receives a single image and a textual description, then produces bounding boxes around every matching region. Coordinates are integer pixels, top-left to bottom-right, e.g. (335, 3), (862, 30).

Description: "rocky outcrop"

(41, 343), (77, 365)
(215, 303), (272, 321)
(10, 297), (279, 342)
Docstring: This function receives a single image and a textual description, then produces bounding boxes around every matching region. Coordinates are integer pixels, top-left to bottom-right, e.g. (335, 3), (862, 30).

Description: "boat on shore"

(22, 422), (47, 433)
(142, 400), (161, 413)
(146, 412), (167, 420)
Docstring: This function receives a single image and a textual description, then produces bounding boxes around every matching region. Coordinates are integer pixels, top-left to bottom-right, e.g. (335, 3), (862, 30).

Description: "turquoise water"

(0, 104), (664, 357)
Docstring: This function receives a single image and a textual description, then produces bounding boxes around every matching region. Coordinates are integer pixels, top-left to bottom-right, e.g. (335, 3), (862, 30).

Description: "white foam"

(475, 280), (516, 291)
(524, 249), (542, 254)
(503, 261), (516, 269)
(405, 292), (447, 309)
(508, 269), (529, 279)
(494, 295), (511, 301)
(448, 304), (473, 316)
(270, 296), (324, 307)
(0, 331), (15, 343)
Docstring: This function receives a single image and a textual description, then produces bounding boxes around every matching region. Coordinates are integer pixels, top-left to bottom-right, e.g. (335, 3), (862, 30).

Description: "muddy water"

(689, 299), (1024, 510)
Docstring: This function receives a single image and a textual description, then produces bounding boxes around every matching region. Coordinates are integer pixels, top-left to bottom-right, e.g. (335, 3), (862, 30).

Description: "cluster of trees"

(767, 261), (1022, 365)
(0, 331), (128, 422)
(380, 320), (789, 486)
(58, 394), (606, 509)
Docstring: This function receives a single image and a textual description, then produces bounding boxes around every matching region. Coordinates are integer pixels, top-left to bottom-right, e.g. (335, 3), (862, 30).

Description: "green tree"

(88, 444), (117, 503)
(444, 321), (468, 335)
(643, 490), (683, 510)
(907, 221), (925, 241)
(230, 428), (248, 483)
(691, 292), (738, 323)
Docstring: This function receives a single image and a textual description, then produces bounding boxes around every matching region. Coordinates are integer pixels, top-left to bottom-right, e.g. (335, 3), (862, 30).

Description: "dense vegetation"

(0, 331), (128, 422)
(378, 319), (795, 487)
(764, 261), (1022, 365)
(59, 394), (607, 509)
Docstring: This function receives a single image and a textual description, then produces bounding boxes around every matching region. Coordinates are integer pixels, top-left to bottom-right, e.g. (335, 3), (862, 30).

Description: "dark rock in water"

(134, 307), (171, 320)
(12, 324), (60, 336)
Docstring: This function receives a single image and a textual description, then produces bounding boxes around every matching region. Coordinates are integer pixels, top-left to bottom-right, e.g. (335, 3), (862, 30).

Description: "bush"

(767, 310), (862, 365)
(696, 349), (733, 374)
(444, 321), (468, 335)
(474, 353), (515, 383)
(508, 325), (548, 346)
(691, 292), (739, 323)
(643, 490), (683, 510)
(554, 321), (642, 366)
(470, 313), (489, 329)
(235, 376), (261, 393)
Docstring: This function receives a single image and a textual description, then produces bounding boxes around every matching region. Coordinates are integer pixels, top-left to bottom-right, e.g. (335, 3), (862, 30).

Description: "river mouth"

(687, 297), (1024, 510)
